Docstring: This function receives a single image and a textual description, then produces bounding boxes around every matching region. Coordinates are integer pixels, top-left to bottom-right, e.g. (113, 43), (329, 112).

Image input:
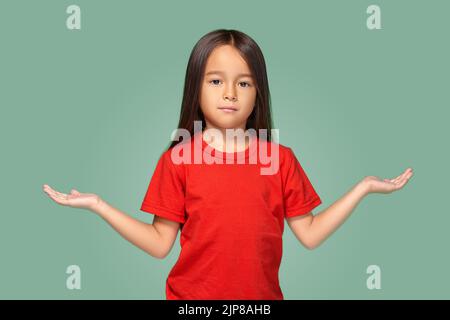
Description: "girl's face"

(199, 45), (257, 134)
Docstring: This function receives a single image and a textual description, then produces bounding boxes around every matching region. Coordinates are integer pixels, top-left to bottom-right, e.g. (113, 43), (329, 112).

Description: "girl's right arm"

(42, 184), (168, 259)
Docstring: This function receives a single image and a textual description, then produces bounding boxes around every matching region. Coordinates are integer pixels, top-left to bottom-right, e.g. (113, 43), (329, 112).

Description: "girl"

(43, 29), (413, 300)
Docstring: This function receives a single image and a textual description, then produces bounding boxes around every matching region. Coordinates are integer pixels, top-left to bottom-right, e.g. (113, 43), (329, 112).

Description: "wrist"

(90, 196), (108, 215)
(357, 179), (371, 196)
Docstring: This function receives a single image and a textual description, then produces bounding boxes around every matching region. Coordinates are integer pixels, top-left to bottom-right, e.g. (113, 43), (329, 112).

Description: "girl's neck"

(202, 126), (250, 153)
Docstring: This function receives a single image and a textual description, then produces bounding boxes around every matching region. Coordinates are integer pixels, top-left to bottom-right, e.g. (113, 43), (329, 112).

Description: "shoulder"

(255, 138), (295, 177)
(261, 139), (294, 167)
(155, 144), (187, 182)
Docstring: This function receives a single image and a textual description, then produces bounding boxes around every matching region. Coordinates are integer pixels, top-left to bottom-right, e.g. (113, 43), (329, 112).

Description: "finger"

(43, 187), (65, 203)
(403, 170), (414, 183)
(45, 188), (67, 200)
(394, 170), (408, 183)
(396, 170), (413, 188)
(45, 188), (59, 199)
(392, 176), (402, 184)
(396, 176), (409, 189)
(55, 190), (68, 199)
(44, 185), (59, 194)
(393, 168), (412, 184)
(58, 194), (68, 200)
(52, 191), (65, 199)
(47, 191), (69, 205)
(397, 168), (413, 183)
(388, 171), (404, 183)
(43, 187), (57, 197)
(391, 175), (401, 184)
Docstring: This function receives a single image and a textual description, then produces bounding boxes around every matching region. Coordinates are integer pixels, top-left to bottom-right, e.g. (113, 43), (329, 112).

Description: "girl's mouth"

(218, 106), (238, 112)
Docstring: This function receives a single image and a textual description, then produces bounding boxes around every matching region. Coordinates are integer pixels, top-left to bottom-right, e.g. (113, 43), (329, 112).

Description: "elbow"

(153, 253), (166, 260)
(302, 232), (324, 250)
(156, 251), (169, 259)
(158, 251), (169, 259)
(148, 249), (168, 260)
(306, 239), (324, 250)
(304, 239), (319, 250)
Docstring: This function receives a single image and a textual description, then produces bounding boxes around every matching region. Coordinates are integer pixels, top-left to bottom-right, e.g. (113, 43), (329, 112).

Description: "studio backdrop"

(0, 0), (448, 299)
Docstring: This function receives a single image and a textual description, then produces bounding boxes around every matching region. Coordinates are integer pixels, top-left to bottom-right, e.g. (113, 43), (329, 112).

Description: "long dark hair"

(167, 29), (274, 151)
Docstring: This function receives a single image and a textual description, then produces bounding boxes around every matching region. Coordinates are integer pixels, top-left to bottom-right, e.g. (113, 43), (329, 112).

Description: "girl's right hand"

(42, 184), (101, 211)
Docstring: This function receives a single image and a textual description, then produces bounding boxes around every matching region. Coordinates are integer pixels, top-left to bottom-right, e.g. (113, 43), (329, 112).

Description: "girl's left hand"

(362, 168), (414, 194)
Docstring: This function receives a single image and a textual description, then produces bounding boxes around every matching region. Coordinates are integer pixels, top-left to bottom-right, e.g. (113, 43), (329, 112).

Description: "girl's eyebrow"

(205, 70), (253, 78)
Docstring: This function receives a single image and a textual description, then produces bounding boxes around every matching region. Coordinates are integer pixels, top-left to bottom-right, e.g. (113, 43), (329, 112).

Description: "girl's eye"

(209, 80), (252, 88)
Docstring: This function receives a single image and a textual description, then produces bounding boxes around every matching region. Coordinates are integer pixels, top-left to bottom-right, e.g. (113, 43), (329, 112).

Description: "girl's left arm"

(287, 168), (414, 250)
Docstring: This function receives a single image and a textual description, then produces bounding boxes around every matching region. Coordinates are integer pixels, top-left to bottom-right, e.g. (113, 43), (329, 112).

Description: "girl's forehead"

(204, 45), (252, 75)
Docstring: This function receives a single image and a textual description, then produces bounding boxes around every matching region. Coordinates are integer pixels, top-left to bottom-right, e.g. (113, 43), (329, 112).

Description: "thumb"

(70, 189), (81, 195)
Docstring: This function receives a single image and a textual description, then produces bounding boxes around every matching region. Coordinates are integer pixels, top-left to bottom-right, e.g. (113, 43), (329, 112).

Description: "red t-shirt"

(140, 131), (322, 300)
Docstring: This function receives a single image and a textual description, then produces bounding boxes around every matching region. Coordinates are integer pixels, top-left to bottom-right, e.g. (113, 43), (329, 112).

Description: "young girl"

(43, 29), (413, 300)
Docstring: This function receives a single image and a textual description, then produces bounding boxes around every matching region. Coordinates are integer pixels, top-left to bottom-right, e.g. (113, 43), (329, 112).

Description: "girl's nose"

(224, 95), (236, 101)
(223, 83), (237, 101)
(223, 92), (237, 102)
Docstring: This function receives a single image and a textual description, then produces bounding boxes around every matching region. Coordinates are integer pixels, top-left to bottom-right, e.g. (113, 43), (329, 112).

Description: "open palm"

(43, 184), (100, 210)
(364, 168), (414, 194)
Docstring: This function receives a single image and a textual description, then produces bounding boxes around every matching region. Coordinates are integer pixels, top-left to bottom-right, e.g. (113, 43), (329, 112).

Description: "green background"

(1, 0), (448, 299)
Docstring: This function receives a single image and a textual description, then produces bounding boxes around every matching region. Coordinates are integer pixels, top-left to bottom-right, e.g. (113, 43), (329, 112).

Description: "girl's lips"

(218, 108), (237, 113)
(218, 106), (238, 112)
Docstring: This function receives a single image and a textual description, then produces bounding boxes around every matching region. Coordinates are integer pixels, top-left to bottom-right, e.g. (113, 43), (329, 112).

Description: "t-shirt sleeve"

(282, 147), (322, 218)
(140, 149), (186, 224)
